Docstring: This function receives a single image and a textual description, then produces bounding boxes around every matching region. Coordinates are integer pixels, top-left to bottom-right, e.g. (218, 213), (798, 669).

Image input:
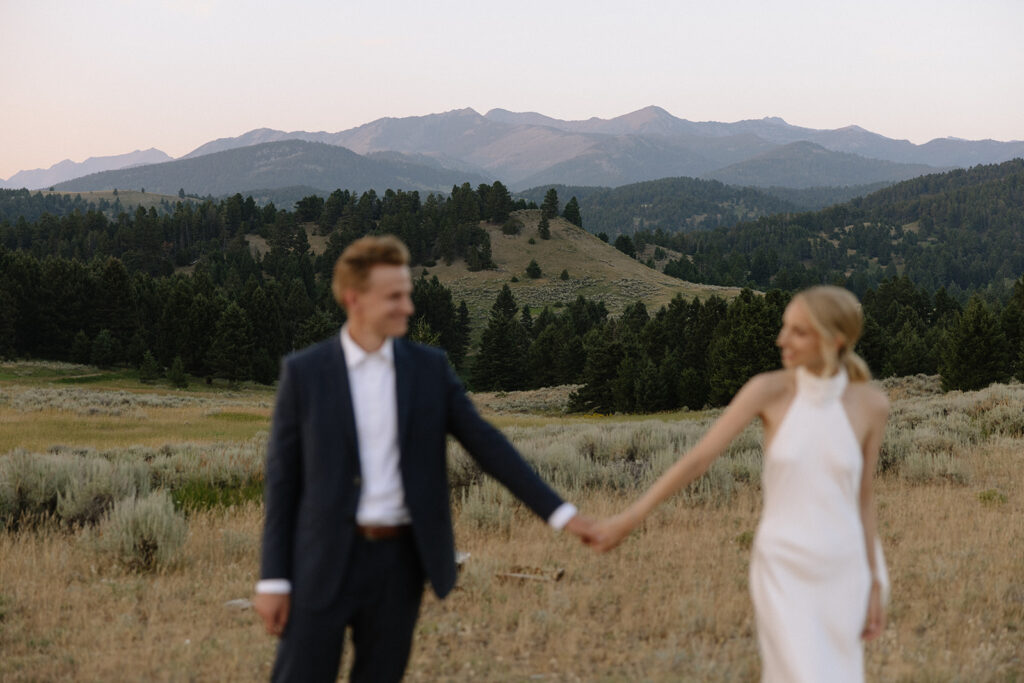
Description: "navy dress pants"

(271, 534), (425, 683)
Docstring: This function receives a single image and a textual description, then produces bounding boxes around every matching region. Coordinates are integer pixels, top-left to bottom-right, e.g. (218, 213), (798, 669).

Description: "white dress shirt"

(256, 327), (577, 594)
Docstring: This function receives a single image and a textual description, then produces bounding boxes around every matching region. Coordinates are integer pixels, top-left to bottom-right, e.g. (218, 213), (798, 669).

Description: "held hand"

(564, 514), (597, 545)
(253, 592), (291, 637)
(588, 513), (636, 553)
(861, 581), (886, 641)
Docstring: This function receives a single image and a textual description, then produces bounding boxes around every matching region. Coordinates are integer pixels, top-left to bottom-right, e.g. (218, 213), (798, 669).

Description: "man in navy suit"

(253, 235), (592, 682)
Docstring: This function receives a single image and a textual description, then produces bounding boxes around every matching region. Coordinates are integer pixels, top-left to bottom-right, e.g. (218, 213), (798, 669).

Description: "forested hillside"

(2, 160), (1022, 409)
(518, 178), (796, 236)
(647, 159), (1024, 294)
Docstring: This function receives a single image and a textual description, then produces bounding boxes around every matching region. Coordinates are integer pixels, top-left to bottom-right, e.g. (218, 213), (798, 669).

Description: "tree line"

(469, 276), (1024, 412)
(0, 180), (550, 279)
(0, 244), (471, 386)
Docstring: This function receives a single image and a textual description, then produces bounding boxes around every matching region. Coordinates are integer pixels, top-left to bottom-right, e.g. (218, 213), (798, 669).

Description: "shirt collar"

(340, 324), (394, 370)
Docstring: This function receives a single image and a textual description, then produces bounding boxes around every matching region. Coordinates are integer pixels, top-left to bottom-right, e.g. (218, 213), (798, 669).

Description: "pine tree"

(71, 329), (91, 365)
(569, 326), (623, 413)
(526, 259), (542, 279)
(614, 234), (636, 258)
(294, 308), (339, 350)
(485, 181), (513, 223)
(537, 216), (551, 240)
(90, 329), (118, 368)
(207, 302), (255, 385)
(561, 196), (582, 227)
(471, 286), (529, 391)
(168, 355), (189, 388)
(138, 350), (161, 383)
(452, 301), (471, 370)
(939, 295), (1011, 391)
(540, 188), (559, 219)
(707, 290), (780, 405)
(520, 305), (533, 336)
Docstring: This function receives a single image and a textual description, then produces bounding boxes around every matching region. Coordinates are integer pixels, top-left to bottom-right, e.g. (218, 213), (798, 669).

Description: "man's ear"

(342, 287), (359, 313)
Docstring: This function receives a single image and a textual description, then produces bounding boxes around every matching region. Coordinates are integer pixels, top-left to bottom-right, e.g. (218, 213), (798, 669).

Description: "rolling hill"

(704, 141), (941, 188)
(417, 210), (741, 322)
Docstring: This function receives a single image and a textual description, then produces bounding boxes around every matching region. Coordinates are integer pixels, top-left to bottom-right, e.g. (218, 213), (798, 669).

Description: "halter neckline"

(795, 365), (848, 404)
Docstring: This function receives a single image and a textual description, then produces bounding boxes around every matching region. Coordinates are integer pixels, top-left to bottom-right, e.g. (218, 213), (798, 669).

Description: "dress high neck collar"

(795, 365), (848, 404)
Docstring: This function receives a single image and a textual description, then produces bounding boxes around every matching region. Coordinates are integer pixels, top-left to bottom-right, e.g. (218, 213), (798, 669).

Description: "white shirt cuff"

(547, 503), (578, 530)
(255, 579), (291, 594)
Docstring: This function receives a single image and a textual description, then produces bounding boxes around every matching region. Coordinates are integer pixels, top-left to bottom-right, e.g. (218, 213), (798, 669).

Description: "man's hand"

(564, 514), (596, 544)
(587, 513), (636, 553)
(253, 592), (290, 637)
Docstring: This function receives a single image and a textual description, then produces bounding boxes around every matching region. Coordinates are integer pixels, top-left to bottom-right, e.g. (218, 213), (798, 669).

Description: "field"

(1, 363), (1022, 681)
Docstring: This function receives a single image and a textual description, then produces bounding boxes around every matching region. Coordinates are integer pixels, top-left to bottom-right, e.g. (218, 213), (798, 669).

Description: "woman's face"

(777, 299), (826, 373)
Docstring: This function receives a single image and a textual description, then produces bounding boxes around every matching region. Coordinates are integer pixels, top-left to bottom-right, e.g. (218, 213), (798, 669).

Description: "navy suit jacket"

(260, 334), (566, 610)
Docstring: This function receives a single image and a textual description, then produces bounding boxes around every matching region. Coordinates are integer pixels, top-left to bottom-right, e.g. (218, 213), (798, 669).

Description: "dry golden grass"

(422, 211), (742, 323)
(1, 368), (1022, 680)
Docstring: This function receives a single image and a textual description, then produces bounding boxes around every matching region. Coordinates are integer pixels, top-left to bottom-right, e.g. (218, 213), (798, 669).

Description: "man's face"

(346, 264), (414, 339)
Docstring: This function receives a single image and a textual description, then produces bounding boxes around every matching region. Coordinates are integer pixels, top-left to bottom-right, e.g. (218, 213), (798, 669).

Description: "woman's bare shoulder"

(848, 381), (890, 418)
(748, 369), (794, 398)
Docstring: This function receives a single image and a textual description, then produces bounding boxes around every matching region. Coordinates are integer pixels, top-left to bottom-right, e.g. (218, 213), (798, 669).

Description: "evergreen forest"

(2, 158), (1023, 410)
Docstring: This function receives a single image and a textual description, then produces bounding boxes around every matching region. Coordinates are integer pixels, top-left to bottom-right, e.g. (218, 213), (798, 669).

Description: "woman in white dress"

(589, 286), (889, 682)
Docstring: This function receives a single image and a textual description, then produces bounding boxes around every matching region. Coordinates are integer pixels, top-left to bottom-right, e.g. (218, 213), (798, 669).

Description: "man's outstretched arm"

(443, 359), (593, 541)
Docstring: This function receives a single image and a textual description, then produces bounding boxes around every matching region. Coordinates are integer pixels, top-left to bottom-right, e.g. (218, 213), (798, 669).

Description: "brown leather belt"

(355, 524), (412, 541)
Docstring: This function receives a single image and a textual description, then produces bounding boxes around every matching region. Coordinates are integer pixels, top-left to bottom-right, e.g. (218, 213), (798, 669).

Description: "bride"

(589, 286), (889, 682)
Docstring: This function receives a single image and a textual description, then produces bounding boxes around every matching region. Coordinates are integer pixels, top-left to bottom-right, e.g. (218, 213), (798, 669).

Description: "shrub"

(501, 218), (523, 235)
(560, 269), (569, 281)
(93, 491), (187, 572)
(56, 458), (150, 526)
(0, 450), (151, 528)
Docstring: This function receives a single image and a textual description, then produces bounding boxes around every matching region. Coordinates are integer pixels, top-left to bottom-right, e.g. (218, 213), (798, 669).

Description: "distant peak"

(626, 105), (672, 118)
(762, 116), (788, 125)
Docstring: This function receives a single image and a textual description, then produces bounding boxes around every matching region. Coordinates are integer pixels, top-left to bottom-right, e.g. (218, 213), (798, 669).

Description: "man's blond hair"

(331, 235), (410, 307)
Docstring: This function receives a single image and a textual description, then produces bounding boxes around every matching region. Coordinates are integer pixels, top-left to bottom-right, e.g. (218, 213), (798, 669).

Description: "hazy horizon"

(3, 0), (1022, 180)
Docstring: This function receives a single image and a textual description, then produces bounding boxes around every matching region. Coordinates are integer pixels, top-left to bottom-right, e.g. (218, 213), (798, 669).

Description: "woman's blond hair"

(792, 286), (872, 382)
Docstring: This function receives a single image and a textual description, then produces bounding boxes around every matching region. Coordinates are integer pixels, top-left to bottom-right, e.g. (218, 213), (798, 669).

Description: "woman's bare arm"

(589, 373), (777, 552)
(858, 387), (889, 639)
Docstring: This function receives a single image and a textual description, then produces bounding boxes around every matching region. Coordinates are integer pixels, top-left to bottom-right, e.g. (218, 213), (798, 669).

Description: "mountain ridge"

(1, 148), (172, 190)
(51, 140), (493, 196)
(21, 106), (1024, 195)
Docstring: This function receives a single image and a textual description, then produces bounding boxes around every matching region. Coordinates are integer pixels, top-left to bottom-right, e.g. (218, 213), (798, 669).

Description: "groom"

(253, 235), (592, 682)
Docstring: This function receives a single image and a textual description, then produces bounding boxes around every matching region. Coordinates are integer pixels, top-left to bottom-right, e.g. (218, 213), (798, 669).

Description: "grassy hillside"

(39, 189), (184, 210)
(420, 210), (741, 319)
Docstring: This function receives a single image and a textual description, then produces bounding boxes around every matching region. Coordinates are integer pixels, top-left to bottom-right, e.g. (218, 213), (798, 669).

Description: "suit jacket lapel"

(327, 336), (360, 467)
(394, 338), (414, 462)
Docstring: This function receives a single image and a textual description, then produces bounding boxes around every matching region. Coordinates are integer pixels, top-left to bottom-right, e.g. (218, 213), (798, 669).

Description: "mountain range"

(0, 149), (171, 191)
(17, 106), (1024, 195)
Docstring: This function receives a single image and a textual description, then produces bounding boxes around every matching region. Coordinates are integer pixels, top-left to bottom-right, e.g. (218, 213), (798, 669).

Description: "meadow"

(0, 362), (1021, 681)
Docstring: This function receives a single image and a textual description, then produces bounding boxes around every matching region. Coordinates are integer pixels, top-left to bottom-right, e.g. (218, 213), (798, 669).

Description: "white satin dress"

(749, 367), (884, 683)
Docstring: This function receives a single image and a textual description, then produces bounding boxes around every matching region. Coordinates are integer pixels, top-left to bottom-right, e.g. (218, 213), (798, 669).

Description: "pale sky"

(2, 0), (1022, 179)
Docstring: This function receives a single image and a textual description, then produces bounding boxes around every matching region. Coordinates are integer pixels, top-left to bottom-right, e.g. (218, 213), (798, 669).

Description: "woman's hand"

(587, 513), (636, 553)
(861, 580), (886, 641)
